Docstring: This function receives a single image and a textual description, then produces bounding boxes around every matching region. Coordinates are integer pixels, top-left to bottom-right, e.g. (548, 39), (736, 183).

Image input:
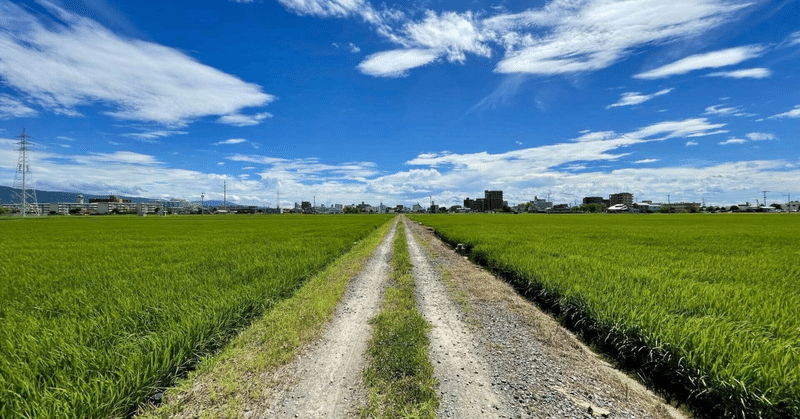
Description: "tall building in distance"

(465, 190), (504, 212)
(609, 192), (633, 206)
(485, 190), (504, 211)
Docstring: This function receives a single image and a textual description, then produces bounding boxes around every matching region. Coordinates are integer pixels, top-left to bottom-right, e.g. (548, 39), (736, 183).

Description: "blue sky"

(1, 0), (798, 207)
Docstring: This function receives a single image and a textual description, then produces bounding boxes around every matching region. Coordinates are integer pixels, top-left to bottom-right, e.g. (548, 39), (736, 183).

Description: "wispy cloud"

(634, 159), (659, 164)
(75, 151), (163, 165)
(0, 94), (37, 118)
(358, 49), (440, 77)
(275, 0), (750, 79)
(121, 130), (188, 141)
(229, 154), (380, 182)
(493, 1), (749, 75)
(702, 104), (755, 117)
(769, 105), (800, 119)
(357, 10), (492, 77)
(718, 138), (746, 145)
(213, 138), (248, 145)
(606, 88), (673, 109)
(276, 0), (371, 19)
(746, 132), (775, 141)
(217, 112), (273, 127)
(686, 141), (698, 146)
(348, 42), (361, 53)
(707, 67), (771, 78)
(0, 0), (274, 125)
(634, 46), (764, 79)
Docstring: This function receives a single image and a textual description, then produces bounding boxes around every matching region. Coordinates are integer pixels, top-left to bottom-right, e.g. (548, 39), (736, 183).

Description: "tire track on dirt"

(254, 220), (397, 419)
(404, 217), (509, 418)
(407, 219), (688, 419)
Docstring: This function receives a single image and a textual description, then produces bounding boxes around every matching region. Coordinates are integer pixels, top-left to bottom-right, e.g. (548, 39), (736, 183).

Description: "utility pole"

(201, 192), (205, 215)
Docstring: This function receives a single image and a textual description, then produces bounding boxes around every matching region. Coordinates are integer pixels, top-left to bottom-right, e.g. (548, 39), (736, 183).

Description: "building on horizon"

(609, 192), (633, 207)
(464, 190), (504, 212)
(89, 195), (131, 204)
(485, 190), (504, 211)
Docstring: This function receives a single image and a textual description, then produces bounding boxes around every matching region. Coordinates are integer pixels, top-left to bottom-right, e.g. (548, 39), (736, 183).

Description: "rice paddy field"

(0, 214), (392, 419)
(411, 213), (799, 419)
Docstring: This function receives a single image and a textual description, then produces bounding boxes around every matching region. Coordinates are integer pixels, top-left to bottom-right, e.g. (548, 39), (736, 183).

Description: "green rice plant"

(410, 213), (800, 419)
(0, 214), (392, 418)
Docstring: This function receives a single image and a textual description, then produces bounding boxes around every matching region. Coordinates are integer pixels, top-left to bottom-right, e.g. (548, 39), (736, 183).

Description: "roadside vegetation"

(411, 213), (800, 419)
(143, 217), (395, 418)
(361, 220), (439, 418)
(0, 214), (392, 418)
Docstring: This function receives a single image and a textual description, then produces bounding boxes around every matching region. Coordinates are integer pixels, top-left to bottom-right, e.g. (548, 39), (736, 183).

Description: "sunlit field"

(411, 213), (799, 419)
(0, 214), (392, 418)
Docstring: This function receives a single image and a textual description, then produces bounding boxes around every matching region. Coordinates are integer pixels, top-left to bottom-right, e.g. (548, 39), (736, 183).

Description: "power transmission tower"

(13, 128), (40, 217)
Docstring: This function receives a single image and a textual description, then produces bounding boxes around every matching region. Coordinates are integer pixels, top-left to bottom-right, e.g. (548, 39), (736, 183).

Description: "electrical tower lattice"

(13, 128), (40, 217)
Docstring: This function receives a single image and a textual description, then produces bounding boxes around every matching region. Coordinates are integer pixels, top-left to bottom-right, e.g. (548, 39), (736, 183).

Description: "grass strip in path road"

(141, 219), (395, 419)
(361, 219), (439, 419)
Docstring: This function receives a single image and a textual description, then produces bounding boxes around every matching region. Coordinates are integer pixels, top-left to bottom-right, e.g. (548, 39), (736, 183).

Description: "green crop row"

(410, 213), (799, 419)
(0, 214), (392, 419)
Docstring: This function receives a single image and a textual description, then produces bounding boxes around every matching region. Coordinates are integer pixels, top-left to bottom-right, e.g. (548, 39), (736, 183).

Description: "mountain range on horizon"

(0, 185), (240, 207)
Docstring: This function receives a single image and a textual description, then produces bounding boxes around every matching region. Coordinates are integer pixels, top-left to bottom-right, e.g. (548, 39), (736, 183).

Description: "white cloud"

(493, 0), (749, 75)
(213, 138), (248, 145)
(718, 138), (746, 145)
(122, 130), (188, 141)
(0, 1), (274, 125)
(634, 46), (764, 79)
(782, 31), (800, 47)
(276, 0), (369, 18)
(769, 105), (800, 119)
(218, 162), (225, 165)
(217, 112), (273, 127)
(704, 104), (740, 116)
(746, 132), (775, 141)
(229, 154), (380, 183)
(357, 10), (493, 76)
(0, 94), (37, 118)
(634, 159), (659, 164)
(280, 0), (749, 78)
(606, 88), (673, 109)
(686, 141), (698, 146)
(707, 68), (771, 78)
(357, 49), (439, 77)
(59, 144), (71, 148)
(57, 136), (76, 141)
(348, 42), (361, 53)
(406, 118), (726, 177)
(75, 151), (162, 165)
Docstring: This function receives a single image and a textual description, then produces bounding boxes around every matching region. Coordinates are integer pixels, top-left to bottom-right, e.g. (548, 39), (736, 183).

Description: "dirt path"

(404, 217), (508, 417)
(406, 219), (689, 419)
(251, 220), (397, 418)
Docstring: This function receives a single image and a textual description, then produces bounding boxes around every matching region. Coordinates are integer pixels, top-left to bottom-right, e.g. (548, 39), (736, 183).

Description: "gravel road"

(252, 219), (397, 418)
(404, 218), (508, 417)
(246, 216), (689, 419)
(406, 219), (688, 419)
